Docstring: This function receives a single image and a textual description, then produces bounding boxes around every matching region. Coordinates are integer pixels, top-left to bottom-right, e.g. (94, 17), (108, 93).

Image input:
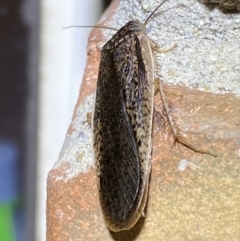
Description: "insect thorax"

(102, 20), (147, 51)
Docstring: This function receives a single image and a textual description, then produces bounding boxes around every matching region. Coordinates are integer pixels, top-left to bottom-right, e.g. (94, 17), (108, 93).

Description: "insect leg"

(154, 43), (178, 54)
(155, 77), (217, 157)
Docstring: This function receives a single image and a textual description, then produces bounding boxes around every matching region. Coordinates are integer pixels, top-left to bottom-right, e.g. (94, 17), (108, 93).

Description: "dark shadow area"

(0, 1), (27, 187)
(0, 0), (39, 240)
(109, 216), (145, 241)
(199, 0), (240, 13)
(0, 1), (28, 240)
(103, 0), (113, 9)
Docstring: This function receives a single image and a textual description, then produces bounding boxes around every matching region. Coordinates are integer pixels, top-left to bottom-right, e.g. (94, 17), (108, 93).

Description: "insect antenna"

(63, 25), (118, 31)
(144, 0), (168, 25)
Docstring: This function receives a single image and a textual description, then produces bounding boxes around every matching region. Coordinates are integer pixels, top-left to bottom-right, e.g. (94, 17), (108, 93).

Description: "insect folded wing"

(93, 22), (154, 231)
(94, 47), (142, 231)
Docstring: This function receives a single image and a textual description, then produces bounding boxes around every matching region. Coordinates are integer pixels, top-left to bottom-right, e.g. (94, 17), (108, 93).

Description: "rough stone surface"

(47, 0), (240, 240)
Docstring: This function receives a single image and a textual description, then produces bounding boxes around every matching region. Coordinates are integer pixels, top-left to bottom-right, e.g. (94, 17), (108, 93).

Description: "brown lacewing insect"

(93, 0), (216, 232)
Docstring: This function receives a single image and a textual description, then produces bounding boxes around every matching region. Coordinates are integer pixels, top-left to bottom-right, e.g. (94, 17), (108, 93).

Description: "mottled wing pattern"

(93, 21), (155, 231)
(93, 47), (141, 230)
(113, 32), (154, 210)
